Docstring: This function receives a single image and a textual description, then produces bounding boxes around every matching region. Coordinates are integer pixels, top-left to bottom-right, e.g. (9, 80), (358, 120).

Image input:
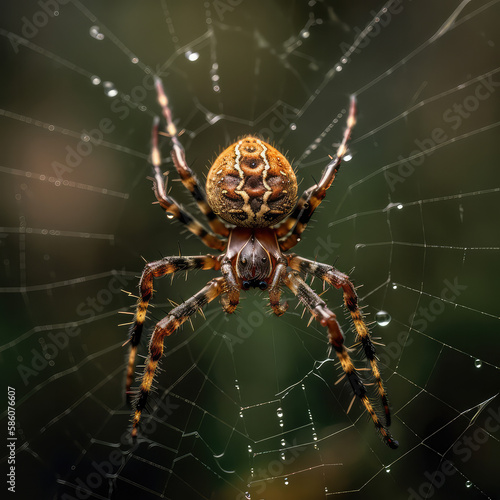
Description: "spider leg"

(288, 255), (393, 426)
(282, 270), (398, 449)
(126, 255), (220, 400)
(151, 118), (226, 251)
(131, 276), (225, 437)
(268, 259), (289, 316)
(154, 77), (230, 239)
(276, 96), (356, 252)
(220, 258), (240, 314)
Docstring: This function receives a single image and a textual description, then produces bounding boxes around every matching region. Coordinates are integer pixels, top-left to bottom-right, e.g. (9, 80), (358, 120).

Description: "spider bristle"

(346, 395), (357, 414)
(118, 311), (135, 315)
(307, 314), (315, 327)
(118, 321), (135, 327)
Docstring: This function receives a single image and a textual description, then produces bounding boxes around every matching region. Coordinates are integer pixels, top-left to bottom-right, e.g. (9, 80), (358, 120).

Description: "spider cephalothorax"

(206, 136), (297, 227)
(124, 77), (399, 449)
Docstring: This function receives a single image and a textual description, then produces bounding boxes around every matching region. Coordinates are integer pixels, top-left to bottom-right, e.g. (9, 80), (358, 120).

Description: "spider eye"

(258, 281), (268, 290)
(261, 257), (267, 262)
(242, 281), (251, 290)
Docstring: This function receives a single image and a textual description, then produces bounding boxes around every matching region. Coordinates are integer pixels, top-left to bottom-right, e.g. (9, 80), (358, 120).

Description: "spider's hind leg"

(131, 276), (225, 437)
(283, 269), (398, 449)
(287, 255), (393, 426)
(126, 254), (219, 402)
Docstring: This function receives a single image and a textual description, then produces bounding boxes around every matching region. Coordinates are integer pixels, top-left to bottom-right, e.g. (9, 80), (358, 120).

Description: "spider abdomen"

(206, 136), (297, 227)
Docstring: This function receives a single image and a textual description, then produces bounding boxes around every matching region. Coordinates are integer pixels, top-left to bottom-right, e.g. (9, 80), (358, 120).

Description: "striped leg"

(154, 77), (230, 238)
(288, 255), (393, 426)
(276, 96), (356, 252)
(126, 255), (219, 401)
(131, 277), (225, 437)
(151, 117), (226, 251)
(282, 270), (398, 449)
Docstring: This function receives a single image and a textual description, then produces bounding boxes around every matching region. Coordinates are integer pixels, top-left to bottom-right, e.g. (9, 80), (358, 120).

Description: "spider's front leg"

(126, 255), (219, 400)
(132, 276), (225, 437)
(282, 270), (398, 449)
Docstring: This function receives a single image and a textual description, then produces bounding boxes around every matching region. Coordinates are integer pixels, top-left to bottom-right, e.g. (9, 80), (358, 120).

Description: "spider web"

(1, 0), (499, 499)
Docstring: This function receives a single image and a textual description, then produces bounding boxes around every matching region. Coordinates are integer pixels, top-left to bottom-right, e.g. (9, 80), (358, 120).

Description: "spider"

(124, 77), (398, 449)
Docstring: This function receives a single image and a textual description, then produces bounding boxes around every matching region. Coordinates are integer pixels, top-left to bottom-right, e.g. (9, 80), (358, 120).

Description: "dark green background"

(1, 1), (499, 499)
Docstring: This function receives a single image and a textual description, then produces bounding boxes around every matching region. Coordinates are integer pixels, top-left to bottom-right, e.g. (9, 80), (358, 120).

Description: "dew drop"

(185, 50), (200, 62)
(375, 310), (391, 327)
(103, 81), (118, 97)
(281, 438), (286, 447)
(89, 25), (105, 40)
(385, 466), (391, 473)
(397, 203), (403, 210)
(90, 75), (101, 86)
(284, 478), (289, 485)
(280, 452), (286, 461)
(335, 64), (343, 72)
(392, 283), (398, 290)
(247, 445), (252, 453)
(166, 212), (175, 220)
(465, 480), (472, 488)
(81, 134), (91, 142)
(343, 153), (352, 162)
(301, 30), (310, 38)
(474, 359), (482, 369)
(290, 123), (297, 131)
(131, 56), (139, 64)
(277, 408), (284, 418)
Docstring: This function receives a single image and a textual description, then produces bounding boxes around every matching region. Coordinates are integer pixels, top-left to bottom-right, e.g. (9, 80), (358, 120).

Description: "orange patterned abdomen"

(206, 136), (297, 227)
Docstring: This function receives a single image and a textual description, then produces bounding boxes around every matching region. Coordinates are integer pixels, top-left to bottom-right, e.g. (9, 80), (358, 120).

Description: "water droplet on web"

(89, 26), (105, 40)
(301, 30), (310, 38)
(81, 134), (90, 142)
(277, 407), (284, 418)
(474, 359), (482, 368)
(385, 466), (391, 473)
(392, 283), (398, 290)
(290, 123), (297, 130)
(103, 81), (118, 97)
(284, 477), (289, 485)
(90, 75), (101, 86)
(335, 64), (343, 72)
(185, 50), (200, 62)
(247, 445), (252, 454)
(397, 203), (403, 210)
(375, 310), (391, 326)
(280, 438), (286, 447)
(343, 153), (352, 162)
(166, 212), (175, 220)
(280, 451), (286, 460)
(131, 56), (139, 64)
(465, 480), (473, 488)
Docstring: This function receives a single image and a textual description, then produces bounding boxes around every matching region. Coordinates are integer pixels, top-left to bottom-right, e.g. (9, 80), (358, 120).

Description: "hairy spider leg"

(154, 77), (230, 238)
(276, 96), (357, 251)
(131, 277), (225, 437)
(126, 255), (220, 401)
(150, 118), (226, 251)
(283, 270), (398, 449)
(288, 255), (393, 426)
